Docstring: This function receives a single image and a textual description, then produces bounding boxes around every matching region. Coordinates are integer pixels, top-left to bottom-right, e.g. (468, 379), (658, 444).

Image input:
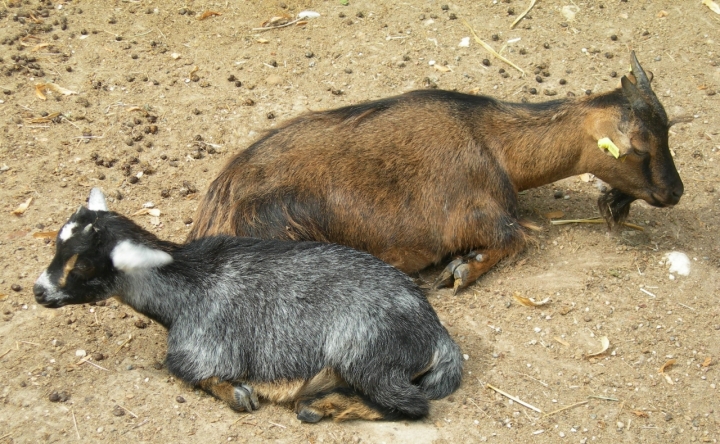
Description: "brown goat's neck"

(485, 91), (623, 191)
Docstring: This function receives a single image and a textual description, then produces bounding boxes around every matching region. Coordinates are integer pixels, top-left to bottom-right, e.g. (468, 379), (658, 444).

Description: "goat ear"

(88, 188), (109, 212)
(591, 120), (632, 159)
(111, 240), (173, 273)
(668, 115), (693, 127)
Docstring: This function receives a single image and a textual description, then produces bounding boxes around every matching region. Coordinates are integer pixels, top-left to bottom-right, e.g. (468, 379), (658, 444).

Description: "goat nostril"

(33, 284), (45, 299)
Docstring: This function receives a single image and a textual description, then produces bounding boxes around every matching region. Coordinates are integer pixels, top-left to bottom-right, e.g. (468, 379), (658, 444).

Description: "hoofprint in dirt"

(0, 0), (718, 443)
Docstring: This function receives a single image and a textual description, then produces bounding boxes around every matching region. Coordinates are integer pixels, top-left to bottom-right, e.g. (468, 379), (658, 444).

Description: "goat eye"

(72, 262), (94, 276)
(632, 148), (649, 158)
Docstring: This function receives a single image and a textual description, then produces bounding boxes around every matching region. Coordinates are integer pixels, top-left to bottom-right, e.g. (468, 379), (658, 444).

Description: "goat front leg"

(434, 237), (526, 294)
(198, 377), (260, 412)
(433, 249), (504, 293)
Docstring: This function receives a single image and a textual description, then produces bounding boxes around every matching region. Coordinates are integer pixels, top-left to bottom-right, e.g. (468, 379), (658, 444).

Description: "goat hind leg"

(295, 387), (386, 423)
(198, 377), (260, 412)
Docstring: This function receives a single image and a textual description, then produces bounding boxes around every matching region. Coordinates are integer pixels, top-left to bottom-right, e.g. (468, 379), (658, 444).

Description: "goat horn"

(629, 51), (651, 91)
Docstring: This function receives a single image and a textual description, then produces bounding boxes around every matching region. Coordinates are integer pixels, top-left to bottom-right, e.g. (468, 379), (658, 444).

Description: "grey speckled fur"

(33, 189), (463, 422)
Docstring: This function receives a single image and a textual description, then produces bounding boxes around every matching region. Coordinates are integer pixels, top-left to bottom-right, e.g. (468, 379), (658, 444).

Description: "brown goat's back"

(189, 90), (523, 275)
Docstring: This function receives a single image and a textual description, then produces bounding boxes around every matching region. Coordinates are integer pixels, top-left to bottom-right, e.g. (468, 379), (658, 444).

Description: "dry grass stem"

(640, 288), (657, 298)
(252, 18), (304, 31)
(543, 400), (588, 417)
(550, 218), (644, 231)
(120, 405), (139, 418)
(486, 384), (542, 413)
(462, 20), (525, 76)
(71, 408), (80, 439)
(510, 0), (537, 29)
(115, 334), (133, 352)
(588, 395), (619, 401)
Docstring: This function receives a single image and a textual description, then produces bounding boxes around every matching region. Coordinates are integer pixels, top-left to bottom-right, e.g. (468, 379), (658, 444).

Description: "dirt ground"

(1, 0), (719, 442)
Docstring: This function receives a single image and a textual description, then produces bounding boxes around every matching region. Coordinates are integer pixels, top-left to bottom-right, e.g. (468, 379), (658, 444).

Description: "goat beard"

(597, 189), (636, 229)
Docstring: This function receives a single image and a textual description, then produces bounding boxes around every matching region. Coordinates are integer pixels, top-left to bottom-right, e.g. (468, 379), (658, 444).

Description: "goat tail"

(416, 336), (463, 400)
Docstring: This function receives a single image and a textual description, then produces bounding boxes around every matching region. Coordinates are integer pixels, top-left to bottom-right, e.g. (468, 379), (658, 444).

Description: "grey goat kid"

(33, 188), (463, 422)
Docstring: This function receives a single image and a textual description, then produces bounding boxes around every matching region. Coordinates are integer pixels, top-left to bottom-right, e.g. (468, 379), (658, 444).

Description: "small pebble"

(305, 51), (314, 58)
(92, 352), (105, 361)
(176, 396), (186, 403)
(183, 217), (193, 225)
(610, 34), (618, 41)
(553, 190), (564, 199)
(112, 405), (126, 416)
(11, 284), (22, 292)
(535, 75), (543, 83)
(559, 79), (567, 85)
(482, 59), (490, 66)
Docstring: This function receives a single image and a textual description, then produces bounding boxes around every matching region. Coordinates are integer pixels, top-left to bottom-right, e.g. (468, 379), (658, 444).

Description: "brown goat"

(188, 52), (683, 292)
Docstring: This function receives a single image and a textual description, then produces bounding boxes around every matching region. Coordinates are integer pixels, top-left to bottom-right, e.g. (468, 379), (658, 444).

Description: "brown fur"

(296, 391), (384, 422)
(188, 54), (682, 290)
(198, 377), (246, 411)
(58, 254), (78, 288)
(198, 369), (388, 421)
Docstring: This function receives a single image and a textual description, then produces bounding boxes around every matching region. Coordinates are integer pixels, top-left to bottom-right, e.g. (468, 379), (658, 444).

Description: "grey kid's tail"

(417, 337), (463, 400)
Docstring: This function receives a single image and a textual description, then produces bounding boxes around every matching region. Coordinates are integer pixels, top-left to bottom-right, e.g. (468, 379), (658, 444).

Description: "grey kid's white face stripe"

(35, 269), (54, 291)
(59, 222), (77, 242)
(111, 240), (174, 272)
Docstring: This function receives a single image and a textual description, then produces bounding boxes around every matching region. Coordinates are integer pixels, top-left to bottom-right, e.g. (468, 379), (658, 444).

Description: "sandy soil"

(1, 0), (719, 443)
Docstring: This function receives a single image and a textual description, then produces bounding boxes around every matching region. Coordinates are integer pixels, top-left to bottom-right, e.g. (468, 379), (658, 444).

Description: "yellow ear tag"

(598, 137), (620, 159)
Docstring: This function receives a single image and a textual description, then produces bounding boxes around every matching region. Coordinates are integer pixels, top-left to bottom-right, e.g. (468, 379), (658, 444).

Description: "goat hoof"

(233, 384), (260, 412)
(451, 263), (471, 295)
(433, 258), (465, 289)
(296, 407), (324, 423)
